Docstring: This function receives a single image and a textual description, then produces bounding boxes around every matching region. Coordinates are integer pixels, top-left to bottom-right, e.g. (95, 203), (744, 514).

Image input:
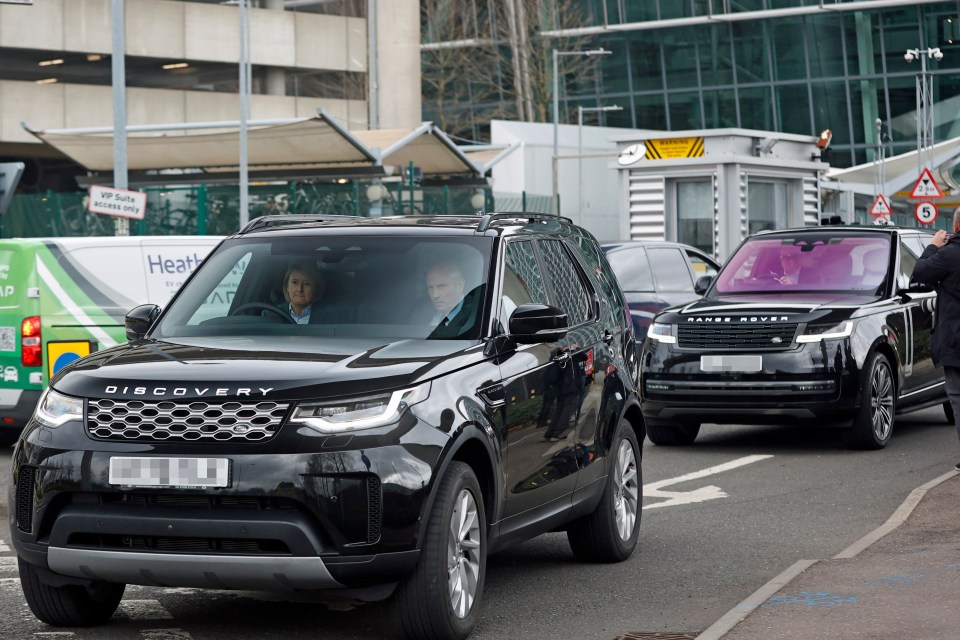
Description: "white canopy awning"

(824, 135), (960, 197)
(23, 109), (483, 179)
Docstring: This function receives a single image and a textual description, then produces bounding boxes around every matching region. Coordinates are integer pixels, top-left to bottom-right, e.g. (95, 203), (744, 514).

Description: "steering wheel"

(230, 302), (296, 324)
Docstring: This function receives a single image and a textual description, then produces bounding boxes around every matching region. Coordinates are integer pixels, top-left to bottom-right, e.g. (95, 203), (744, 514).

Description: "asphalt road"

(1, 406), (957, 640)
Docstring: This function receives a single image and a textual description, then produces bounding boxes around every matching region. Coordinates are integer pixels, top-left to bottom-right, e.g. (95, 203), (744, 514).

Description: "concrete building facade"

(0, 0), (421, 190)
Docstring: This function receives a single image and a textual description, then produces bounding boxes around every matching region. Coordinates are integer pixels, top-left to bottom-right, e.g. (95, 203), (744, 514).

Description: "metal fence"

(3, 182), (498, 238)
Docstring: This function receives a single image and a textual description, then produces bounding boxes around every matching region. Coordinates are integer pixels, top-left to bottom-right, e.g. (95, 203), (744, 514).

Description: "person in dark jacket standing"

(912, 207), (960, 471)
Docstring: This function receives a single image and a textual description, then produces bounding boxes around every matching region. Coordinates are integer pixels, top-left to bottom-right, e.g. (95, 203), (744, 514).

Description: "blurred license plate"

(700, 355), (762, 373)
(109, 457), (230, 488)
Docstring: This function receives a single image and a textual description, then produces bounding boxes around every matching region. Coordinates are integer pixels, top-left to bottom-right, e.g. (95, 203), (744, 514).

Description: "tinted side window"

(687, 250), (719, 279)
(899, 239), (918, 289)
(538, 239), (591, 326)
(502, 240), (548, 322)
(606, 247), (654, 292)
(648, 248), (695, 292)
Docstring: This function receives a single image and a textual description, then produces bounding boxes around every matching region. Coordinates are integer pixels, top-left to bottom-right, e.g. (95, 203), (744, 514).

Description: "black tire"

(944, 400), (955, 426)
(394, 461), (485, 640)
(567, 419), (641, 563)
(843, 351), (895, 450)
(18, 558), (124, 626)
(646, 420), (700, 446)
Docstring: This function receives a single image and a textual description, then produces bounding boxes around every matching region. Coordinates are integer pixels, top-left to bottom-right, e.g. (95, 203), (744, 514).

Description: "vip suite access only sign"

(88, 185), (147, 220)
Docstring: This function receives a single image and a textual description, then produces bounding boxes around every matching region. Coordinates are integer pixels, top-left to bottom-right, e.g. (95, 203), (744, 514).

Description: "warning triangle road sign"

(910, 168), (945, 199)
(869, 194), (892, 216)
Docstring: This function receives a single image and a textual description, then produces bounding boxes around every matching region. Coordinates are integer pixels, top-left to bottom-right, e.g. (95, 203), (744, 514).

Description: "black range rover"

(9, 213), (643, 640)
(640, 224), (948, 449)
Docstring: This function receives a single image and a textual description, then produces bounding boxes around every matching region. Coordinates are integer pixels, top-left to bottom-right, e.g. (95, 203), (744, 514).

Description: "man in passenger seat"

(411, 261), (480, 338)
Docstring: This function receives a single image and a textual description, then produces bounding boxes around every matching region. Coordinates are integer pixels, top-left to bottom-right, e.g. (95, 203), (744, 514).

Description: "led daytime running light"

(34, 388), (83, 428)
(648, 322), (676, 344)
(797, 321), (854, 343)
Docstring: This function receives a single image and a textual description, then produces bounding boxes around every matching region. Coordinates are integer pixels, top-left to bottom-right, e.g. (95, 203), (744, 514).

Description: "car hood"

(53, 336), (486, 401)
(656, 292), (882, 324)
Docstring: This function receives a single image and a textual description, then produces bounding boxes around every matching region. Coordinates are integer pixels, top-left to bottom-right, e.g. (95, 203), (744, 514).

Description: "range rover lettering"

(640, 224), (948, 449)
(9, 213), (643, 640)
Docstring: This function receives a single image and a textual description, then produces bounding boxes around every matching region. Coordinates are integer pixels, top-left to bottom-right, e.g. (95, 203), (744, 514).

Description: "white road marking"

(0, 557), (18, 573)
(643, 454), (774, 510)
(0, 539), (10, 552)
(33, 633), (76, 637)
(116, 599), (174, 621)
(141, 629), (193, 640)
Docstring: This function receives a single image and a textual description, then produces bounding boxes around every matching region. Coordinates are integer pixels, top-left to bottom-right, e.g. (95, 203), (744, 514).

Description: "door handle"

(603, 330), (614, 345)
(554, 349), (572, 367)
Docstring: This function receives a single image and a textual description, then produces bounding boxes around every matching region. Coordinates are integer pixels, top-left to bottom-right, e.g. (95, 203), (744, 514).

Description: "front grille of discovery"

(87, 399), (289, 442)
(678, 323), (799, 349)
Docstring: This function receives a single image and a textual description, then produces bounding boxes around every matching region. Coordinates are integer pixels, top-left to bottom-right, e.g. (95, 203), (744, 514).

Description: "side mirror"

(125, 304), (160, 341)
(694, 275), (714, 295)
(509, 303), (569, 344)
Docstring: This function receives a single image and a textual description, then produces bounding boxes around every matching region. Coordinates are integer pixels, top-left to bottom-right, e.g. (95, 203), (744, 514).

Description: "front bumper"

(8, 413), (446, 590)
(640, 339), (860, 425)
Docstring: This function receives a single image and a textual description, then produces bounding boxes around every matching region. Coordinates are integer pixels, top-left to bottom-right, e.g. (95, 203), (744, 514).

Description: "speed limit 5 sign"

(915, 201), (938, 225)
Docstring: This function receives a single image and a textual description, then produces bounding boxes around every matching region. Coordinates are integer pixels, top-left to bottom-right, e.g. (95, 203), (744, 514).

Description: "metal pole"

(578, 106), (583, 217)
(111, 0), (129, 236)
(367, 0), (379, 129)
(552, 49), (559, 216)
(239, 0), (250, 228)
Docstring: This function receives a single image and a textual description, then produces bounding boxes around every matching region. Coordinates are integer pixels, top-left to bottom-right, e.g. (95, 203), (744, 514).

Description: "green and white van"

(0, 235), (222, 444)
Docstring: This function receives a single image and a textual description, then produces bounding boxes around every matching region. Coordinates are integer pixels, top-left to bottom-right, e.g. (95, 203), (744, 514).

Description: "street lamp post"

(577, 104), (622, 215)
(904, 47), (944, 174)
(552, 47), (611, 215)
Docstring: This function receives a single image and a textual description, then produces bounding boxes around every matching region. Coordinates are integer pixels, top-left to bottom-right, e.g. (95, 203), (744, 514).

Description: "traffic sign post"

(869, 194), (892, 217)
(910, 168), (944, 199)
(915, 201), (938, 225)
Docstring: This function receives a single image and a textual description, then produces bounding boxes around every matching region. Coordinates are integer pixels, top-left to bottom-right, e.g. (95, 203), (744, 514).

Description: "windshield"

(153, 234), (493, 341)
(712, 232), (891, 295)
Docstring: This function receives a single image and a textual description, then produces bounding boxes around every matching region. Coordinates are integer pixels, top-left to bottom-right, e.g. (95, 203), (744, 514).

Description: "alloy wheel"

(870, 361), (894, 441)
(613, 439), (639, 540)
(447, 488), (481, 619)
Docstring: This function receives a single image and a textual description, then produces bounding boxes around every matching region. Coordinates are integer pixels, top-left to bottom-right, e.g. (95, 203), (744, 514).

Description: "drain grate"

(614, 633), (699, 640)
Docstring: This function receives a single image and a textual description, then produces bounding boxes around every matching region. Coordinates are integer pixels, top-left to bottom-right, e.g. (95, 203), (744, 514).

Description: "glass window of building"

(635, 94), (669, 130)
(676, 180), (715, 255)
(732, 22), (770, 83)
(776, 84), (812, 134)
(739, 86), (774, 130)
(663, 28), (701, 89)
(702, 89), (738, 128)
(669, 91), (703, 130)
(747, 181), (788, 233)
(696, 25), (734, 87)
(771, 17), (809, 81)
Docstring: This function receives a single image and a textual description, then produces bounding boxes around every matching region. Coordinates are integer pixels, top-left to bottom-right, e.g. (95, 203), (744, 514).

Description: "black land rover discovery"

(9, 213), (644, 640)
(640, 224), (948, 450)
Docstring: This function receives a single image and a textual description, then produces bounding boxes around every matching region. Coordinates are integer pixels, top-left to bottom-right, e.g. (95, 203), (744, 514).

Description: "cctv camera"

(934, 48), (944, 61)
(905, 51), (915, 62)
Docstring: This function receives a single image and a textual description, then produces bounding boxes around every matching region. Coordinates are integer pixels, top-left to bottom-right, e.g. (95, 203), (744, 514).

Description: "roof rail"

(476, 212), (573, 232)
(238, 214), (357, 234)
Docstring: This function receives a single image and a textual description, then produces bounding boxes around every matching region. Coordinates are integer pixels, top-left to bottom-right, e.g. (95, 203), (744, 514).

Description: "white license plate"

(700, 355), (762, 373)
(109, 457), (231, 488)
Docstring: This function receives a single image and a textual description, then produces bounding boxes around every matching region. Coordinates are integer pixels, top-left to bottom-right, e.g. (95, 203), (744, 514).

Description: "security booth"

(612, 129), (828, 262)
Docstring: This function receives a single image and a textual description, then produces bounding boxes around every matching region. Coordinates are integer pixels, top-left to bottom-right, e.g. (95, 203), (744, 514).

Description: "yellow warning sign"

(47, 341), (92, 378)
(644, 137), (705, 160)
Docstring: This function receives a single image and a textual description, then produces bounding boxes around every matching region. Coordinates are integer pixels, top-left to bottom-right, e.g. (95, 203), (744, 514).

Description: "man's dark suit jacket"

(410, 285), (484, 339)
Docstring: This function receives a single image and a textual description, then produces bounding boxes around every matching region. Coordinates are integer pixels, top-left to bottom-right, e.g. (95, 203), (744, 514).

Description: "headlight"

(34, 388), (84, 428)
(647, 322), (676, 344)
(797, 320), (854, 343)
(290, 383), (430, 433)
